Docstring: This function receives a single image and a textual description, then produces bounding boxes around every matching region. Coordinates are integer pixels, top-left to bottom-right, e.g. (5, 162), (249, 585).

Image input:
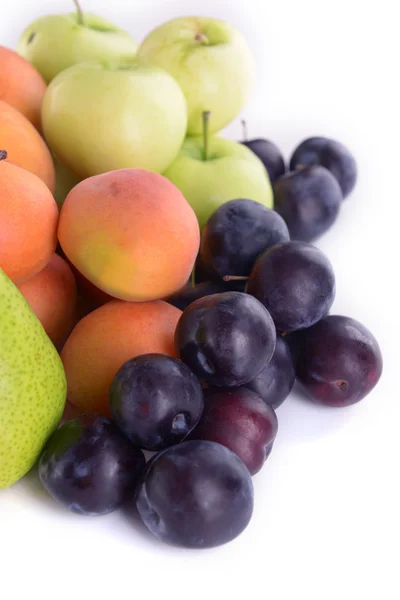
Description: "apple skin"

(53, 156), (80, 209)
(163, 136), (273, 229)
(138, 17), (256, 135)
(42, 61), (188, 178)
(17, 13), (138, 83)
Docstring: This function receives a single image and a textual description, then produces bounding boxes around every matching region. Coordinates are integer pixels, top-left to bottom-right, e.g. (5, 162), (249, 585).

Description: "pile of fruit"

(0, 2), (383, 549)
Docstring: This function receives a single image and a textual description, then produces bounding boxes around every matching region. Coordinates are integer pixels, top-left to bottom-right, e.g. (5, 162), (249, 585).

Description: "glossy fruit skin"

(247, 241), (335, 333)
(274, 166), (342, 242)
(39, 415), (145, 515)
(244, 335), (295, 409)
(110, 354), (204, 451)
(289, 137), (357, 198)
(200, 199), (290, 278)
(166, 280), (229, 311)
(242, 138), (286, 183)
(136, 440), (254, 548)
(175, 292), (276, 386)
(292, 316), (383, 407)
(189, 387), (278, 475)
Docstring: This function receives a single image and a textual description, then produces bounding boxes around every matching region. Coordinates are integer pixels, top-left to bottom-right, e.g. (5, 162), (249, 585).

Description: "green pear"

(164, 113), (273, 229)
(138, 16), (256, 135)
(42, 60), (187, 178)
(53, 156), (80, 209)
(17, 1), (138, 83)
(0, 269), (67, 489)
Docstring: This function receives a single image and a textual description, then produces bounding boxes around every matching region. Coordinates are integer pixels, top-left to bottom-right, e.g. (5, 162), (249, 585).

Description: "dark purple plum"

(166, 280), (229, 311)
(289, 136), (357, 198)
(244, 335), (295, 409)
(240, 124), (285, 183)
(136, 440), (254, 548)
(274, 166), (342, 242)
(292, 315), (383, 407)
(110, 354), (204, 451)
(39, 415), (145, 515)
(175, 291), (276, 387)
(189, 387), (278, 475)
(247, 241), (335, 333)
(199, 199), (290, 278)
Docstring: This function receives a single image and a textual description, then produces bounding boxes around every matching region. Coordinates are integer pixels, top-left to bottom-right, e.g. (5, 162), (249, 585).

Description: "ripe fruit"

(136, 440), (254, 548)
(138, 17), (256, 135)
(247, 241), (336, 333)
(0, 45), (46, 130)
(292, 316), (383, 406)
(17, 6), (137, 84)
(42, 61), (187, 178)
(274, 166), (342, 242)
(190, 387), (278, 474)
(175, 292), (276, 386)
(0, 156), (58, 284)
(110, 354), (204, 450)
(240, 122), (285, 183)
(244, 335), (296, 409)
(61, 300), (181, 416)
(166, 281), (229, 311)
(289, 136), (357, 198)
(164, 118), (273, 229)
(17, 254), (77, 348)
(39, 415), (145, 515)
(0, 268), (66, 489)
(58, 169), (200, 301)
(200, 198), (290, 278)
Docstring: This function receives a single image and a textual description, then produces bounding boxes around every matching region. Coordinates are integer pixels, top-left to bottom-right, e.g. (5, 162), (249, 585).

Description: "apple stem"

(73, 0), (85, 26)
(241, 119), (248, 142)
(202, 111), (211, 161)
(0, 150), (7, 161)
(223, 275), (249, 282)
(195, 33), (209, 45)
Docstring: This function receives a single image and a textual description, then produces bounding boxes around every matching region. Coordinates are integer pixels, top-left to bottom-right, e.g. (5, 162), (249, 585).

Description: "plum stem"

(241, 119), (248, 142)
(202, 111), (211, 161)
(223, 275), (249, 282)
(0, 150), (7, 161)
(73, 0), (85, 25)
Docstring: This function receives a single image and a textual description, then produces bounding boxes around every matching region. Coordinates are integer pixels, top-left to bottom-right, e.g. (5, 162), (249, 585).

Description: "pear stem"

(202, 111), (211, 161)
(241, 119), (248, 142)
(0, 150), (7, 161)
(223, 275), (249, 282)
(73, 0), (84, 26)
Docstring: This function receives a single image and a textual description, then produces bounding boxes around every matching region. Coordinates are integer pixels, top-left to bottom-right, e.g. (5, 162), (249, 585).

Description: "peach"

(58, 169), (200, 301)
(61, 300), (182, 416)
(0, 155), (58, 283)
(17, 254), (78, 349)
(0, 100), (55, 191)
(0, 45), (46, 131)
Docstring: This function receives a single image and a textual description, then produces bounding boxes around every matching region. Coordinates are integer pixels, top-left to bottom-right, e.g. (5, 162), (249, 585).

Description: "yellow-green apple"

(53, 156), (80, 209)
(42, 61), (188, 178)
(138, 16), (256, 135)
(17, 1), (138, 83)
(164, 113), (273, 229)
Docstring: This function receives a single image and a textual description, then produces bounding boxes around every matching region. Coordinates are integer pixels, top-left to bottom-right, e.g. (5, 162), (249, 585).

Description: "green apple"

(42, 61), (188, 178)
(17, 0), (138, 83)
(138, 16), (256, 135)
(53, 156), (80, 208)
(163, 113), (273, 229)
(0, 268), (66, 489)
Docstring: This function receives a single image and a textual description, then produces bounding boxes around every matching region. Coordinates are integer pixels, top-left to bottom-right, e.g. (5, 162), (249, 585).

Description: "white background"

(1, 1), (399, 599)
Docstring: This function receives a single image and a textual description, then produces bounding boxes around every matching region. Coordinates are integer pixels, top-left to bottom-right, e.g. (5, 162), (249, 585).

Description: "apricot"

(61, 299), (182, 416)
(0, 46), (46, 131)
(0, 155), (58, 283)
(58, 169), (200, 301)
(17, 254), (78, 349)
(0, 100), (55, 191)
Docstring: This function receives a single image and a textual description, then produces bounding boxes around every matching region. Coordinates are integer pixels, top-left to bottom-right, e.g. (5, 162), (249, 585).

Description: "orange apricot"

(61, 300), (182, 416)
(58, 169), (200, 301)
(0, 45), (46, 131)
(17, 254), (78, 349)
(0, 155), (58, 283)
(0, 100), (55, 191)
